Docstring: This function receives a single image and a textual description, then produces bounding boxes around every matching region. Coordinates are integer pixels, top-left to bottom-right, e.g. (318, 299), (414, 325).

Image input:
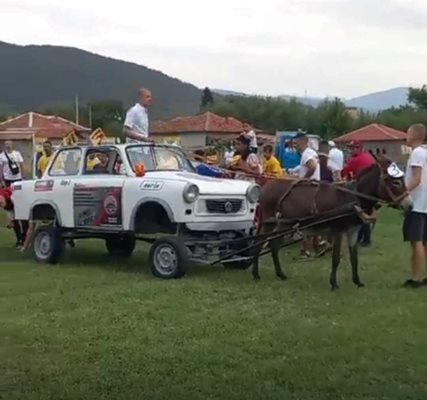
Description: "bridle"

(376, 164), (409, 209)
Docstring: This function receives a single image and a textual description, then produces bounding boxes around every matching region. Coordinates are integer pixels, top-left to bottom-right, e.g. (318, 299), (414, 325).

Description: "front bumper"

(185, 220), (253, 232)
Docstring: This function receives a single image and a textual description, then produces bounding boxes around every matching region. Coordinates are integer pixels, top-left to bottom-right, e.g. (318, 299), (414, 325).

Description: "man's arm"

(407, 166), (422, 192)
(342, 158), (355, 180)
(123, 126), (152, 142)
(304, 159), (317, 179)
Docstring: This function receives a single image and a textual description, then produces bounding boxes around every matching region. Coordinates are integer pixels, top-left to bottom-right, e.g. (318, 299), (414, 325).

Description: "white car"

(13, 143), (260, 278)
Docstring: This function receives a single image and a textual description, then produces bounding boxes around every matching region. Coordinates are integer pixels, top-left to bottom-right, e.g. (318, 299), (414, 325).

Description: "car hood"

(144, 171), (253, 195)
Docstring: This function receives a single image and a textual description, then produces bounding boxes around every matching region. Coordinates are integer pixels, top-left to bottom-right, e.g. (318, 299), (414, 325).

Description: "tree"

(200, 87), (214, 109)
(90, 100), (125, 136)
(408, 85), (427, 110)
(38, 99), (125, 137)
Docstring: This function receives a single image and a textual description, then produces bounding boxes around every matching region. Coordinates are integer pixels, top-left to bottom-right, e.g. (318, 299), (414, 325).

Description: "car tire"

(223, 232), (253, 270)
(33, 226), (65, 265)
(105, 235), (136, 258)
(149, 237), (188, 279)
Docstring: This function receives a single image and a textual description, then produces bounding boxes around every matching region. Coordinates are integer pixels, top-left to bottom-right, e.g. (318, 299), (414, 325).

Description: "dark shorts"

(250, 147), (258, 154)
(403, 211), (427, 242)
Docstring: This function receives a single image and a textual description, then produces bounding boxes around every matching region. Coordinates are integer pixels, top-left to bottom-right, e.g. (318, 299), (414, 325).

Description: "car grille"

(205, 199), (243, 214)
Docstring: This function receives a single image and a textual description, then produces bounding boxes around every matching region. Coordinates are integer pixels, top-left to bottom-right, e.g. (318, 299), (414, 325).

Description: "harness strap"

(275, 179), (306, 217)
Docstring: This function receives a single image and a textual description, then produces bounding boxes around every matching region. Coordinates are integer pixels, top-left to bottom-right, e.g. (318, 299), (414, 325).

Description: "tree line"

(202, 86), (427, 138)
(1, 86), (427, 139)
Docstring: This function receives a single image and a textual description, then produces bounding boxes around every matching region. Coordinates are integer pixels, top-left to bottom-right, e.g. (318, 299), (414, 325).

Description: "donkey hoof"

(277, 274), (288, 281)
(253, 275), (261, 281)
(330, 284), (339, 291)
(355, 282), (365, 288)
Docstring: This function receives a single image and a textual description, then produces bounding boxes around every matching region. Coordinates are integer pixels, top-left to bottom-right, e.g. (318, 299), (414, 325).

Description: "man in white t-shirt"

(241, 122), (258, 154)
(123, 88), (152, 143)
(402, 123), (427, 288)
(328, 140), (344, 178)
(0, 141), (24, 187)
(294, 133), (320, 180)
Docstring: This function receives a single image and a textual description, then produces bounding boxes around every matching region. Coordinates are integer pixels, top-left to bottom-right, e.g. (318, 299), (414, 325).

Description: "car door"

(72, 148), (126, 231)
(44, 147), (83, 227)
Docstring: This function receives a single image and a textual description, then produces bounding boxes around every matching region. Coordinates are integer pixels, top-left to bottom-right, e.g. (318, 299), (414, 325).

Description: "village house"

(0, 112), (91, 176)
(334, 123), (409, 163)
(150, 111), (273, 150)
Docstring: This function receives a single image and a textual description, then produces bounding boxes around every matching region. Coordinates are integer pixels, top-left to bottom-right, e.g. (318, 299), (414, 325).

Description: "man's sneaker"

(402, 279), (423, 288)
(422, 278), (427, 286)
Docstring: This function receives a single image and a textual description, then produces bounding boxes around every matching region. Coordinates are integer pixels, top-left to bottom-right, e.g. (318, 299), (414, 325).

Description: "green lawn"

(1, 210), (426, 400)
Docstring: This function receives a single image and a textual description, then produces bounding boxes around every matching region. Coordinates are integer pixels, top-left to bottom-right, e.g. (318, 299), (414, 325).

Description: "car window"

(49, 148), (82, 176)
(126, 145), (194, 172)
(84, 149), (124, 175)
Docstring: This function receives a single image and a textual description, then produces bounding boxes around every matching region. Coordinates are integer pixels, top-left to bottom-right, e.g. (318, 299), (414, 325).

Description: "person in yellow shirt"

(263, 145), (285, 177)
(37, 140), (54, 178)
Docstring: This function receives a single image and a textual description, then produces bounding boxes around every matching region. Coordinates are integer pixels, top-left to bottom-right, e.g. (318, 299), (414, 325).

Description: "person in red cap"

(0, 187), (28, 248)
(341, 140), (374, 180)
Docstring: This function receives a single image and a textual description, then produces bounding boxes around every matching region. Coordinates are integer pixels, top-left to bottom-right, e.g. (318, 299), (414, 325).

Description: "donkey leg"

(330, 234), (342, 291)
(348, 228), (364, 288)
(251, 245), (262, 281)
(251, 225), (265, 281)
(270, 237), (287, 280)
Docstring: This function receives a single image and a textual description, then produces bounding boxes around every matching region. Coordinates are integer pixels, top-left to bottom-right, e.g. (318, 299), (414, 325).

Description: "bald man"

(123, 88), (152, 143)
(403, 123), (427, 288)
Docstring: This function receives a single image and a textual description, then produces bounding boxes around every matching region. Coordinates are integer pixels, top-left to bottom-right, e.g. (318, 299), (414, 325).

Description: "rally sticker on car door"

(34, 180), (54, 192)
(73, 186), (122, 228)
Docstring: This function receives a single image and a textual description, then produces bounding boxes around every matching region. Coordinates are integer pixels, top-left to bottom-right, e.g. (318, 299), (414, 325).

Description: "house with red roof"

(0, 112), (91, 176)
(151, 111), (272, 149)
(334, 123), (409, 161)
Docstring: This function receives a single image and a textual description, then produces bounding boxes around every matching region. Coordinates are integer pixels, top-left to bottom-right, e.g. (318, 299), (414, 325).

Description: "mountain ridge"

(214, 87), (409, 111)
(0, 41), (202, 119)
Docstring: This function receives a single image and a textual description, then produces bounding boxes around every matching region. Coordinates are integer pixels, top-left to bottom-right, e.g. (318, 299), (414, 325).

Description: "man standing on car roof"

(123, 88), (152, 143)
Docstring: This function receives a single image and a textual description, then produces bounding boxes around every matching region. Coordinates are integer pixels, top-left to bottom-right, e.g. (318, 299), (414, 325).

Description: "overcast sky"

(1, 0), (426, 98)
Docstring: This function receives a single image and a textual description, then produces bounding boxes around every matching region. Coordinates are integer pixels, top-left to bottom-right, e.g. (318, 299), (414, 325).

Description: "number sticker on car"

(140, 181), (164, 191)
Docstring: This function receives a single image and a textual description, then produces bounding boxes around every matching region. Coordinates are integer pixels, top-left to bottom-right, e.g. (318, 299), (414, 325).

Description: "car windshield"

(126, 145), (195, 172)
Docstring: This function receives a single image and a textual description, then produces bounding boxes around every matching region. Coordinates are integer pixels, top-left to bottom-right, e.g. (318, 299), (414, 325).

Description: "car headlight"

(183, 183), (199, 203)
(246, 184), (261, 203)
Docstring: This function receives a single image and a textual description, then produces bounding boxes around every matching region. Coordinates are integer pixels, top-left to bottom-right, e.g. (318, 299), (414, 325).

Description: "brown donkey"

(252, 156), (411, 290)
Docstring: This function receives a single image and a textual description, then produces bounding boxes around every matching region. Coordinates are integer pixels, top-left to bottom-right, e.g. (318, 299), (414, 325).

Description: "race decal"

(60, 179), (71, 187)
(34, 180), (54, 192)
(73, 186), (122, 228)
(140, 181), (164, 191)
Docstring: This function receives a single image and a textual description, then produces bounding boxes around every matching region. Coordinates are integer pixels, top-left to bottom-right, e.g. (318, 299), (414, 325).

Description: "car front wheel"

(149, 237), (188, 279)
(33, 226), (64, 264)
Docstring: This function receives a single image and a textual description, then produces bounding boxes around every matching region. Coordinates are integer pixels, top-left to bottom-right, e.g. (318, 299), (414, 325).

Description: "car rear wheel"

(149, 237), (188, 279)
(33, 226), (64, 265)
(105, 235), (136, 258)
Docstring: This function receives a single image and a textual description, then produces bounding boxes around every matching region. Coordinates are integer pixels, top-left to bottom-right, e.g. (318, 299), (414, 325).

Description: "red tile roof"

(334, 124), (407, 143)
(151, 112), (254, 135)
(0, 112), (91, 139)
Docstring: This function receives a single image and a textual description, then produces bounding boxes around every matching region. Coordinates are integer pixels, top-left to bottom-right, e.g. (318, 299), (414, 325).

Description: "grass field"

(1, 210), (427, 399)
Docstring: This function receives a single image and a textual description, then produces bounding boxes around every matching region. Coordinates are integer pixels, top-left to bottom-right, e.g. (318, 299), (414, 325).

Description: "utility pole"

(88, 103), (93, 129)
(75, 95), (79, 125)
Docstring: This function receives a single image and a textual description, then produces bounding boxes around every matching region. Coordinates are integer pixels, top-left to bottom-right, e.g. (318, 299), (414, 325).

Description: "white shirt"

(405, 146), (427, 214)
(299, 147), (320, 180)
(124, 103), (149, 143)
(243, 130), (258, 149)
(0, 150), (23, 180)
(247, 153), (262, 173)
(328, 147), (344, 171)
